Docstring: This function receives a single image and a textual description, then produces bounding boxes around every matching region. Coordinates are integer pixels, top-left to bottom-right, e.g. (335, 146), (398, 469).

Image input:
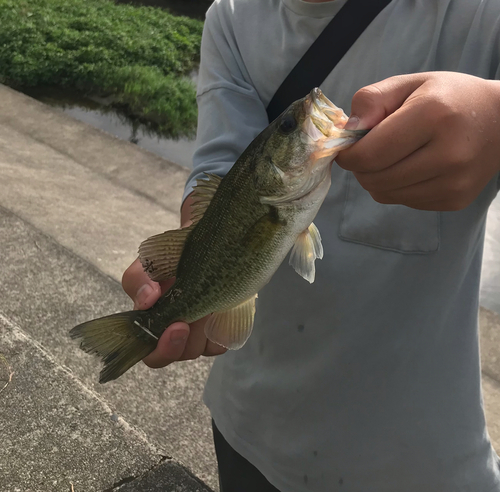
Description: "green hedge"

(0, 0), (203, 136)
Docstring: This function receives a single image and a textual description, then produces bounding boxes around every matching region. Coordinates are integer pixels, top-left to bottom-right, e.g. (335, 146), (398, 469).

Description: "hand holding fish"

(121, 252), (227, 369)
(336, 71), (500, 211)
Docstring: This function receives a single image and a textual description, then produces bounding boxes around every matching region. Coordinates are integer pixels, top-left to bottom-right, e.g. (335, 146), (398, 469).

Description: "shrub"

(0, 0), (203, 136)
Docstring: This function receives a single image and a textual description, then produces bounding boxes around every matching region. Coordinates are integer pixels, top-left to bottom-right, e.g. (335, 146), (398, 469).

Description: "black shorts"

(212, 420), (281, 492)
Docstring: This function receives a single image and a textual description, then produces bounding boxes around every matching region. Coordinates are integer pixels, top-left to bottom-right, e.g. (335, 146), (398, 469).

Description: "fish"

(70, 88), (367, 383)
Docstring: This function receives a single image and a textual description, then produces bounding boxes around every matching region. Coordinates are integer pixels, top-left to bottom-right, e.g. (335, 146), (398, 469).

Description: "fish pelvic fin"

(139, 224), (194, 282)
(204, 294), (258, 350)
(70, 311), (157, 383)
(289, 222), (323, 283)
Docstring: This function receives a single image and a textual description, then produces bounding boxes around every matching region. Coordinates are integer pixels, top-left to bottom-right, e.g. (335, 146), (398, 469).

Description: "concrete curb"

(0, 84), (190, 214)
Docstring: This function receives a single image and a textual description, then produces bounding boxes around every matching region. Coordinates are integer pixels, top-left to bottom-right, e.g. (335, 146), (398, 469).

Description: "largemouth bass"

(70, 88), (366, 383)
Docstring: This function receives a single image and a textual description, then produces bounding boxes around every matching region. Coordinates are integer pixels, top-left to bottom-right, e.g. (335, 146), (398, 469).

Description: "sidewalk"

(0, 84), (215, 491)
(0, 84), (499, 491)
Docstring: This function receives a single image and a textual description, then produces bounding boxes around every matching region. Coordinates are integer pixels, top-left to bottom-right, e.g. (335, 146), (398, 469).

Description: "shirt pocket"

(339, 173), (440, 254)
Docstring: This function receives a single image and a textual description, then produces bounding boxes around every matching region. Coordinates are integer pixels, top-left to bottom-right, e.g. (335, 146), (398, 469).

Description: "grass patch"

(0, 0), (203, 137)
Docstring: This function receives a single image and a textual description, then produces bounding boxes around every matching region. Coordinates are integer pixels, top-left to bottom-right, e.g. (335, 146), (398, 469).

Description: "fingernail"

(170, 329), (188, 345)
(135, 284), (153, 309)
(344, 116), (360, 130)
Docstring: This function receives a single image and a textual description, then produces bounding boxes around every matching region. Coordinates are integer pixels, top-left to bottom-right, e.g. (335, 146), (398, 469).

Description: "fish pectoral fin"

(204, 294), (258, 350)
(190, 173), (223, 224)
(289, 222), (323, 284)
(138, 224), (194, 282)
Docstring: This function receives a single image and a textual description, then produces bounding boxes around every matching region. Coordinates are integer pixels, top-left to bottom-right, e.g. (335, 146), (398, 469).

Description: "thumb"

(344, 73), (428, 130)
(142, 322), (190, 368)
(122, 258), (162, 310)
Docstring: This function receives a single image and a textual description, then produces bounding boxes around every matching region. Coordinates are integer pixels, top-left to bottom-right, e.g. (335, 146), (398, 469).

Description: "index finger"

(337, 74), (433, 172)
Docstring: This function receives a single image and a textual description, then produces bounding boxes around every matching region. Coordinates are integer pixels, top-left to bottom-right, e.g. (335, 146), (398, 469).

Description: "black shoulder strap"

(266, 0), (391, 122)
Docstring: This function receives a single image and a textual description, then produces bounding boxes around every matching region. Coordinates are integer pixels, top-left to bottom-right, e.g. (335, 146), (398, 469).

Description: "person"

(122, 0), (500, 490)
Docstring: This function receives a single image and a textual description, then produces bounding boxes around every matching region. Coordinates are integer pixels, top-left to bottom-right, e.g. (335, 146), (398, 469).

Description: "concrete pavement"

(1, 83), (500, 491)
(1, 314), (164, 492)
(0, 84), (216, 491)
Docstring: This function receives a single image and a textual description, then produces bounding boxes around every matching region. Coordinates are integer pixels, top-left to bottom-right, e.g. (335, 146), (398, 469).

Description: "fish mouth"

(303, 88), (368, 147)
(310, 87), (348, 131)
(261, 89), (367, 207)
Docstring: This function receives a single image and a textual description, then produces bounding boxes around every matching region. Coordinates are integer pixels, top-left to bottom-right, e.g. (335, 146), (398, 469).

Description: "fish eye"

(279, 113), (297, 135)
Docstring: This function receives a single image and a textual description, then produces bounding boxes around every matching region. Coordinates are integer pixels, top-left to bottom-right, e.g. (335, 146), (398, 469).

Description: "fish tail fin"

(70, 311), (158, 384)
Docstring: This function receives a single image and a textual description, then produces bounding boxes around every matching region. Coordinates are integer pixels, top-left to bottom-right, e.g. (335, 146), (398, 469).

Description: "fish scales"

(172, 145), (290, 321)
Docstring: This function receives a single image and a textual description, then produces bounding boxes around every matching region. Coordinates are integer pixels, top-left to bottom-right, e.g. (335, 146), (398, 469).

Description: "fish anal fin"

(138, 224), (194, 282)
(204, 295), (257, 350)
(191, 173), (223, 224)
(289, 222), (323, 283)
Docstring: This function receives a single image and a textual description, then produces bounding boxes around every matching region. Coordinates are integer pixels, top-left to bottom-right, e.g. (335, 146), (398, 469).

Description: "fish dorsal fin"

(191, 173), (223, 224)
(289, 222), (323, 284)
(204, 294), (258, 349)
(138, 174), (222, 282)
(138, 224), (194, 282)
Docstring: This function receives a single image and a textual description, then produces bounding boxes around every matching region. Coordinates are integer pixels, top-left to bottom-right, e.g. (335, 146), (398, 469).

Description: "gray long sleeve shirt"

(184, 0), (500, 490)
